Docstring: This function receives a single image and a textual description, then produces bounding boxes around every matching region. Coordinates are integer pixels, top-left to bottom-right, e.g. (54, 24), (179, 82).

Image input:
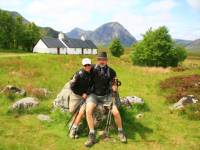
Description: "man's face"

(83, 64), (91, 72)
(98, 58), (108, 67)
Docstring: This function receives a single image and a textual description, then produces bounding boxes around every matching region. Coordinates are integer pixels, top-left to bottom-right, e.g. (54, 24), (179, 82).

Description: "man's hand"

(82, 93), (88, 100)
(112, 85), (118, 92)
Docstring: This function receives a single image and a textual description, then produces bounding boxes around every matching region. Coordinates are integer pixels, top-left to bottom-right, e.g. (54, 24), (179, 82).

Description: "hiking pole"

(104, 79), (121, 137)
(67, 99), (84, 135)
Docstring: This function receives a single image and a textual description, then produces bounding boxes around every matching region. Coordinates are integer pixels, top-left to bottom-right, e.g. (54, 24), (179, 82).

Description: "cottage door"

(57, 48), (60, 54)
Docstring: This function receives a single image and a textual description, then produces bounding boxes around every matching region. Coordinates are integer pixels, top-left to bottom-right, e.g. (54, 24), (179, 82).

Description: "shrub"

(131, 26), (187, 67)
(109, 38), (124, 57)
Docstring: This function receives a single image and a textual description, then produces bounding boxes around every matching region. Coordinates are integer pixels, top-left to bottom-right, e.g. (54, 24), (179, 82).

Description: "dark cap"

(97, 52), (107, 60)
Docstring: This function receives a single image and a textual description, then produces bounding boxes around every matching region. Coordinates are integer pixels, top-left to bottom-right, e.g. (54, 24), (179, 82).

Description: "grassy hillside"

(0, 50), (200, 150)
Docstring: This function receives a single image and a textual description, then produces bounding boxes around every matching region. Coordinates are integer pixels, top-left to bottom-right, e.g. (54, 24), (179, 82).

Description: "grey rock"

(121, 96), (144, 107)
(1, 85), (26, 96)
(37, 114), (52, 122)
(10, 97), (39, 110)
(170, 95), (198, 110)
(53, 82), (72, 112)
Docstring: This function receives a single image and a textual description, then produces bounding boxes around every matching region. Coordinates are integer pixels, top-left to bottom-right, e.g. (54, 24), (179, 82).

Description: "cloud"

(0, 0), (199, 40)
(111, 0), (177, 39)
(187, 0), (200, 10)
(145, 0), (177, 13)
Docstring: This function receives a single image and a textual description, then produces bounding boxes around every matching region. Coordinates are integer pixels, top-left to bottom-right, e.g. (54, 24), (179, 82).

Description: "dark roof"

(85, 40), (98, 49)
(41, 37), (66, 48)
(41, 37), (97, 49)
(62, 38), (97, 49)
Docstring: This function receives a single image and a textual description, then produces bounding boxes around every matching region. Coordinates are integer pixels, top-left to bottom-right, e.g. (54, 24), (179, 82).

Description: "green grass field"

(0, 50), (200, 150)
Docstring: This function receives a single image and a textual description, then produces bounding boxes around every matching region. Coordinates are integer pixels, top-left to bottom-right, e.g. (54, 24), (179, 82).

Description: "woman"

(69, 58), (93, 139)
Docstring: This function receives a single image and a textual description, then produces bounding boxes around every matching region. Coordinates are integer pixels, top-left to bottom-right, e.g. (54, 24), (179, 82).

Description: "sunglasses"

(83, 64), (91, 67)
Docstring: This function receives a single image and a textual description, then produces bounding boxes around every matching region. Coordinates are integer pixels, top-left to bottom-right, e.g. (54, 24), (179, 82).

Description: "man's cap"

(82, 58), (92, 65)
(97, 52), (107, 59)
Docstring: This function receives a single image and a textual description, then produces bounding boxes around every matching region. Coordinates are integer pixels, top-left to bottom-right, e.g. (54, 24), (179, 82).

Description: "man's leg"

(112, 105), (127, 143)
(111, 105), (122, 128)
(86, 102), (96, 131)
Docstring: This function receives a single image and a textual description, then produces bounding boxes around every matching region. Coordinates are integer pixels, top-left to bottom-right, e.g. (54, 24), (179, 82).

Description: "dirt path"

(0, 53), (36, 58)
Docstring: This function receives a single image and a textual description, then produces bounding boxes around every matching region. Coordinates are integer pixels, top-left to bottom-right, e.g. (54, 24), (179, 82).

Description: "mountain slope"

(175, 39), (192, 47)
(186, 39), (200, 53)
(2, 9), (59, 38)
(66, 22), (137, 47)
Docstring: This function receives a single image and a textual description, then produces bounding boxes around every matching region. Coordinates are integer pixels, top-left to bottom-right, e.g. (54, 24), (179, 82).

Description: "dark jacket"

(92, 65), (116, 96)
(70, 69), (93, 96)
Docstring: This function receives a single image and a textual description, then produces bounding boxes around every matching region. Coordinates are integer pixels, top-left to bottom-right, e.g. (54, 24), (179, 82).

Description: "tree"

(0, 9), (41, 51)
(109, 38), (124, 57)
(22, 22), (41, 51)
(13, 16), (25, 49)
(131, 26), (187, 67)
(0, 9), (15, 49)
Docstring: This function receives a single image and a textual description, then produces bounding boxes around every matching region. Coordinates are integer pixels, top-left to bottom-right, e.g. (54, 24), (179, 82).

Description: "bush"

(131, 26), (187, 67)
(109, 38), (124, 57)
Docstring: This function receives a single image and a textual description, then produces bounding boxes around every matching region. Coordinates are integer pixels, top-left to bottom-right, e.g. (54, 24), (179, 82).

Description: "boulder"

(53, 82), (72, 111)
(170, 95), (198, 110)
(37, 114), (52, 122)
(121, 96), (144, 108)
(1, 85), (26, 96)
(10, 97), (39, 110)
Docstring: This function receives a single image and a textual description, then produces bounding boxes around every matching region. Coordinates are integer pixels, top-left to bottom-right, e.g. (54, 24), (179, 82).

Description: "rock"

(53, 82), (72, 111)
(37, 114), (52, 122)
(31, 88), (50, 98)
(10, 97), (39, 110)
(121, 96), (144, 108)
(136, 113), (144, 119)
(1, 85), (26, 96)
(170, 95), (198, 110)
(94, 104), (108, 128)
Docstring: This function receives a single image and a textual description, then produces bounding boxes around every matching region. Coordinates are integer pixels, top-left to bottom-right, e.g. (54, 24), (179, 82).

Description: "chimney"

(58, 32), (65, 40)
(81, 35), (85, 41)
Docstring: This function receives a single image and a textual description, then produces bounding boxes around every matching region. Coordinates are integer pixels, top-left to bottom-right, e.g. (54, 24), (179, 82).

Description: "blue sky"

(0, 0), (199, 40)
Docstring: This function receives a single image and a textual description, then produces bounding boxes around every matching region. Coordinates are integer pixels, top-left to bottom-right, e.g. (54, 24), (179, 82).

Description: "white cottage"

(33, 33), (98, 55)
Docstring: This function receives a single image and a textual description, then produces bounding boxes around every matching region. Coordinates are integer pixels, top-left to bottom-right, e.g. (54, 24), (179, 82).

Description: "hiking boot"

(85, 133), (96, 147)
(69, 127), (79, 139)
(118, 130), (127, 143)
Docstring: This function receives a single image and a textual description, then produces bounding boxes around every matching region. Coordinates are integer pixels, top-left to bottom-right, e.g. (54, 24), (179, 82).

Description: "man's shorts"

(69, 92), (86, 113)
(86, 93), (121, 107)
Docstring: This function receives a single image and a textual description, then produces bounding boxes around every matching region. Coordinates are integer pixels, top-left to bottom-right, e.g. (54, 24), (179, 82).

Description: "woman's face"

(83, 64), (91, 72)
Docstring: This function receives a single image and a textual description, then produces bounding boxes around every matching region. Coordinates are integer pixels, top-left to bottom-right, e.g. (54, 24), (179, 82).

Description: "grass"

(0, 49), (200, 150)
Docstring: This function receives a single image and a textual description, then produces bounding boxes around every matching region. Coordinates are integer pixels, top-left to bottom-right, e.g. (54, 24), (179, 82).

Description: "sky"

(0, 0), (199, 40)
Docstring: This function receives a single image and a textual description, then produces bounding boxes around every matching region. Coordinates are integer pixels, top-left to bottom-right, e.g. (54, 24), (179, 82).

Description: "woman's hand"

(82, 93), (88, 100)
(112, 85), (117, 92)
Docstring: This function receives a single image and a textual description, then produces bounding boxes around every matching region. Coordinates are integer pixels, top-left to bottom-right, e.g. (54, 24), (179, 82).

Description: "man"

(69, 58), (93, 139)
(85, 52), (127, 147)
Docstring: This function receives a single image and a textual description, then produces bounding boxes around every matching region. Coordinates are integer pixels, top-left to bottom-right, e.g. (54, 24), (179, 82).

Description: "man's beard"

(99, 64), (106, 68)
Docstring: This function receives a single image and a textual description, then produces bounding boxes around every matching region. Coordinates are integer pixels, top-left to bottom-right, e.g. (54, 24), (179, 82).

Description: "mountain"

(66, 22), (137, 47)
(2, 9), (59, 38)
(186, 39), (200, 53)
(175, 39), (192, 47)
(4, 9), (29, 24)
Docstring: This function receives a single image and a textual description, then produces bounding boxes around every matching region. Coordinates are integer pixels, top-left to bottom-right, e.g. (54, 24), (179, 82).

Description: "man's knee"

(112, 106), (120, 117)
(86, 103), (96, 115)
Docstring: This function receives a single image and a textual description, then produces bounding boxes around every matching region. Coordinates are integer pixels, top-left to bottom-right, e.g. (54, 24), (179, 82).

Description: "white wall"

(33, 40), (50, 53)
(92, 49), (98, 54)
(67, 48), (82, 54)
(33, 40), (67, 54)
